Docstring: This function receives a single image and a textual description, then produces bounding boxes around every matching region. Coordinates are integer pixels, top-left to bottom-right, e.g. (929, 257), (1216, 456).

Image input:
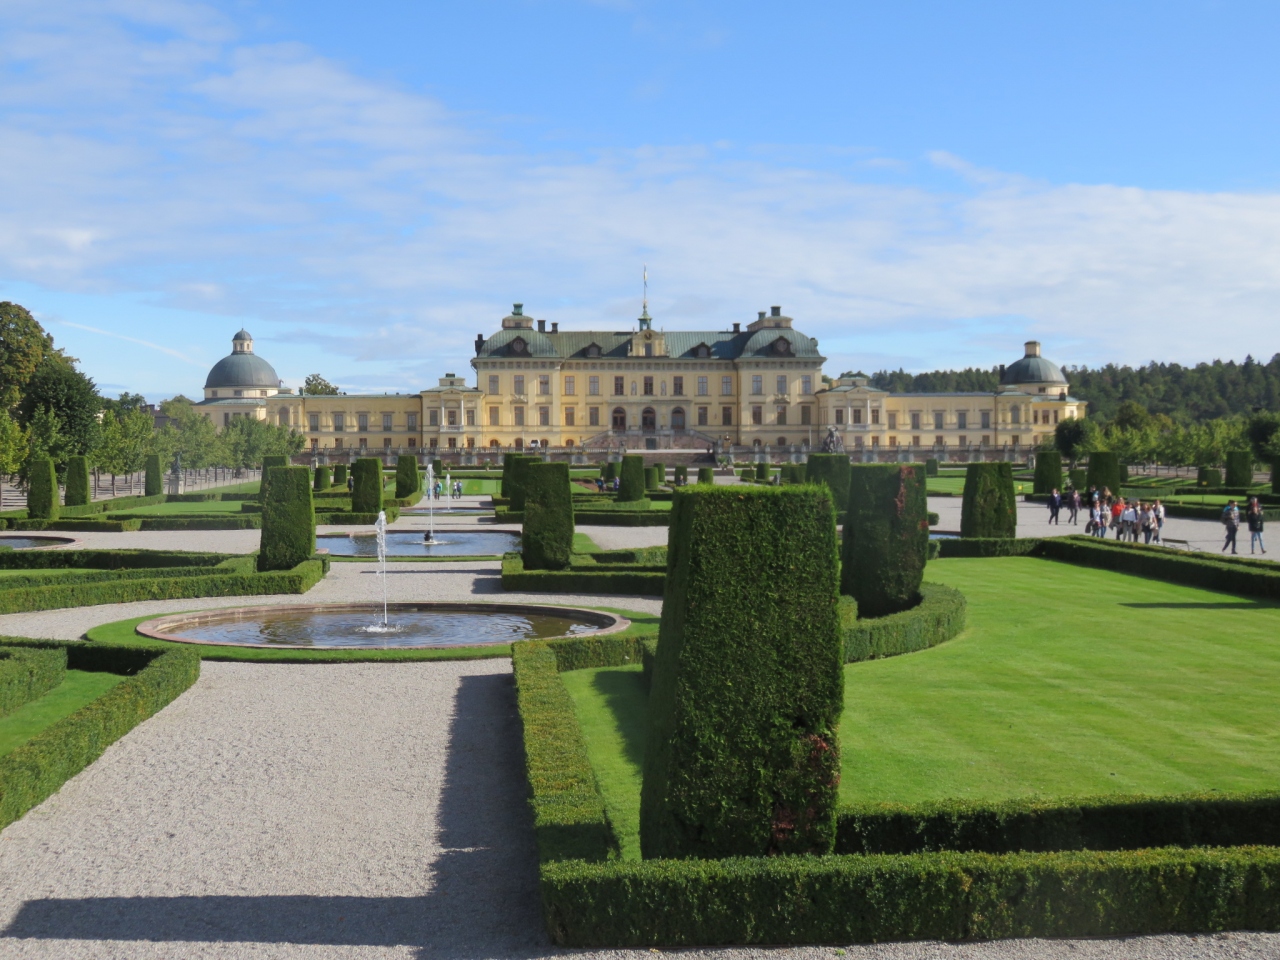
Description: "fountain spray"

(424, 461), (435, 542)
(374, 509), (388, 627)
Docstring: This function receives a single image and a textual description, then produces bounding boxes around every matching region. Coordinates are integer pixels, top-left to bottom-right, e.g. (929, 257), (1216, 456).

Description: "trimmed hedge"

(1226, 450), (1254, 489)
(395, 454), (420, 499)
(1086, 451), (1122, 496)
(653, 462), (665, 485)
(508, 455), (541, 512)
(938, 537), (1042, 558)
(0, 643), (199, 832)
(0, 549), (230, 571)
(1273, 459), (1280, 495)
(26, 458), (58, 520)
(1198, 466), (1223, 488)
(617, 455), (646, 502)
(332, 464), (348, 487)
(350, 458), (383, 515)
(0, 646), (66, 718)
(754, 461), (768, 482)
(925, 458), (939, 477)
(643, 466), (658, 490)
(738, 468), (753, 481)
(501, 452), (521, 497)
(313, 465), (331, 491)
(258, 466), (315, 572)
(960, 462), (1016, 538)
(63, 455), (90, 507)
(696, 466), (714, 484)
(144, 454), (163, 497)
(805, 453), (850, 510)
(501, 553), (664, 596)
(603, 460), (618, 482)
(841, 464), (928, 617)
(539, 846), (1280, 948)
(641, 485), (843, 859)
(1032, 450), (1062, 494)
(1069, 468), (1087, 490)
(839, 582), (966, 663)
(523, 462), (574, 571)
(673, 465), (687, 485)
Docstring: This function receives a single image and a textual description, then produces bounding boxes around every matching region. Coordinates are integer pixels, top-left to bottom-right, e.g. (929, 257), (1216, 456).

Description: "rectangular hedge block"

(523, 462), (574, 570)
(0, 646), (66, 718)
(617, 456), (646, 502)
(63, 455), (90, 507)
(842, 464), (928, 617)
(144, 454), (163, 497)
(960, 462), (1017, 538)
(258, 466), (315, 572)
(350, 458), (383, 515)
(26, 458), (58, 520)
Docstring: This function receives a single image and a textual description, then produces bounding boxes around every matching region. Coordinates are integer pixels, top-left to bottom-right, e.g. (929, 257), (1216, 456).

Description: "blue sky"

(2, 0), (1278, 402)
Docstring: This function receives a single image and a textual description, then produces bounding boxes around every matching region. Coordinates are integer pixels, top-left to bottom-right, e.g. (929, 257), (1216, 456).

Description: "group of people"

(1220, 498), (1266, 555)
(1047, 486), (1167, 545)
(595, 475), (621, 493)
(431, 480), (463, 500)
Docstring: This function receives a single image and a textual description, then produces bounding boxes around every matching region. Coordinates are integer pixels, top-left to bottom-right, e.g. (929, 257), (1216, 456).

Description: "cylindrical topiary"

(395, 454), (419, 499)
(501, 452), (520, 497)
(641, 485), (842, 860)
(63, 455), (90, 507)
(313, 466), (331, 492)
(1085, 451), (1122, 497)
(739, 467), (754, 481)
(432, 458), (443, 479)
(332, 464), (348, 488)
(1032, 450), (1063, 494)
(603, 460), (618, 482)
(26, 457), (59, 520)
(1272, 460), (1280, 495)
(257, 466), (315, 571)
(805, 454), (851, 514)
(653, 462), (665, 486)
(644, 466), (658, 490)
(925, 458), (939, 477)
(1068, 468), (1087, 490)
(960, 462), (1017, 538)
(842, 464), (928, 617)
(674, 465), (688, 485)
(1197, 466), (1222, 488)
(617, 455), (646, 502)
(696, 466), (714, 484)
(350, 458), (383, 514)
(1225, 450), (1253, 489)
(755, 461), (768, 482)
(144, 454), (162, 497)
(260, 455), (287, 503)
(521, 462), (574, 570)
(509, 455), (539, 511)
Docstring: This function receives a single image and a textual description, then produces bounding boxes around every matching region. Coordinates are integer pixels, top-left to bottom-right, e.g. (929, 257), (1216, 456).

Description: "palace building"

(195, 307), (1085, 458)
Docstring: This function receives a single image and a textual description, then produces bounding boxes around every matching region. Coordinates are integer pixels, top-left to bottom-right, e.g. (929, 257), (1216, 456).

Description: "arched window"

(641, 407), (656, 431)
(565, 438), (575, 447)
(671, 407), (686, 430)
(612, 407), (626, 431)
(489, 439), (500, 448)
(777, 437), (787, 446)
(515, 438), (523, 449)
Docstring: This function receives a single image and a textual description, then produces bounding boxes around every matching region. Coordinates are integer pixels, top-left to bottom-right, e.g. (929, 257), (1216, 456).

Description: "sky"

(2, 0), (1279, 402)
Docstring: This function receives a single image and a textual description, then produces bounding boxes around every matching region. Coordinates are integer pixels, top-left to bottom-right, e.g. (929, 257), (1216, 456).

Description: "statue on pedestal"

(820, 426), (844, 454)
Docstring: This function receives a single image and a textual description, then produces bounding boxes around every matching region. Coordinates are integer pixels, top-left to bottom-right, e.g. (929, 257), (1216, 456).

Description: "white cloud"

(1, 0), (1279, 400)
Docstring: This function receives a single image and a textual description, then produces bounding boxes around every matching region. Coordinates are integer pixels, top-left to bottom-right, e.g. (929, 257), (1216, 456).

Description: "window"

(539, 406), (550, 426)
(957, 411), (967, 430)
(1053, 410), (1060, 424)
(801, 406), (811, 425)
(697, 376), (708, 396)
(959, 435), (967, 447)
(429, 410), (439, 426)
(586, 343), (601, 358)
(776, 406), (787, 426)
(778, 437), (788, 446)
(564, 376), (575, 396)
(697, 406), (708, 426)
(488, 406), (499, 426)
(408, 437), (417, 448)
(933, 412), (943, 430)
(614, 376), (625, 395)
(334, 438), (343, 450)
(447, 410), (457, 426)
(721, 376), (733, 395)
(589, 406), (600, 427)
(871, 436), (879, 447)
(564, 407), (575, 427)
(801, 375), (812, 395)
(407, 413), (417, 430)
(935, 435), (944, 446)
(1011, 406), (1021, 425)
(643, 376), (654, 395)
(776, 375), (787, 395)
(912, 436), (920, 446)
(383, 413), (393, 431)
(466, 410), (475, 426)
(234, 389), (242, 397)
(612, 407), (626, 430)
(358, 413), (369, 431)
(538, 375), (550, 395)
(488, 375), (499, 394)
(752, 405), (763, 425)
(514, 407), (525, 426)
(889, 436), (898, 447)
(751, 375), (763, 395)
(835, 409), (845, 425)
(448, 437), (457, 449)
(671, 408), (685, 430)
(981, 411), (991, 429)
(211, 390), (218, 398)
(981, 434), (990, 445)
(673, 376), (684, 395)
(310, 438), (318, 451)
(910, 412), (920, 430)
(383, 437), (392, 449)
(514, 375), (525, 395)
(359, 437), (368, 449)
(642, 408), (656, 430)
(888, 412), (897, 429)
(1033, 410), (1039, 425)
(588, 376), (600, 396)
(333, 413), (345, 432)
(853, 408), (863, 425)
(722, 407), (733, 426)
(309, 413), (319, 431)
(644, 342), (653, 357)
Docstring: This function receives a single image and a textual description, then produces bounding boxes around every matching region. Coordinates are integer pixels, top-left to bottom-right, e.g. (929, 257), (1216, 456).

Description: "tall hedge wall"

(144, 454), (163, 497)
(257, 466), (315, 572)
(925, 458), (939, 477)
(259, 455), (288, 503)
(1197, 466), (1222, 487)
(1085, 452), (1122, 497)
(26, 458), (58, 520)
(313, 465), (331, 492)
(960, 462), (1017, 538)
(640, 485), (843, 860)
(350, 458), (383, 515)
(1032, 450), (1063, 494)
(509, 456), (539, 511)
(805, 454), (850, 515)
(395, 454), (420, 499)
(522, 462), (575, 571)
(617, 455), (646, 502)
(1068, 468), (1087, 490)
(1225, 450), (1254, 489)
(696, 467), (714, 485)
(842, 464), (928, 617)
(332, 464), (348, 488)
(63, 455), (90, 507)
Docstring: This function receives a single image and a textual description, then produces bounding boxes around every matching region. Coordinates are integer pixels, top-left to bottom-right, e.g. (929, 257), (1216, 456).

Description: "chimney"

(551, 322), (558, 333)
(1025, 340), (1041, 357)
(732, 322), (741, 333)
(537, 319), (546, 333)
(474, 333), (484, 355)
(771, 305), (781, 317)
(758, 311), (766, 321)
(512, 303), (523, 316)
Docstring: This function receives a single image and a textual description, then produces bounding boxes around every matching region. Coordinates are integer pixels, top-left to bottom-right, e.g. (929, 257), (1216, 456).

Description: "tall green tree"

(217, 417), (304, 470)
(0, 409), (25, 508)
(17, 359), (102, 460)
(0, 302), (64, 411)
(24, 406), (68, 480)
(96, 408), (153, 493)
(1054, 417), (1098, 465)
(302, 374), (339, 395)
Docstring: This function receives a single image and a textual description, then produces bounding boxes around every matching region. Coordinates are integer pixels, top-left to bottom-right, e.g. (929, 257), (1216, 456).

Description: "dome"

(1000, 341), (1066, 387)
(232, 328), (253, 342)
(204, 353), (280, 389)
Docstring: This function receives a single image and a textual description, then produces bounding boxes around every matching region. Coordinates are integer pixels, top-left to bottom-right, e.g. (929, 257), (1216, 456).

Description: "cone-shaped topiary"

(313, 466), (331, 491)
(925, 458), (939, 477)
(350, 458), (383, 514)
(842, 464), (928, 617)
(1225, 450), (1253, 489)
(257, 466), (315, 572)
(64, 455), (90, 507)
(1033, 450), (1063, 494)
(755, 461), (769, 482)
(696, 466), (714, 484)
(260, 455), (287, 503)
(395, 455), (419, 499)
(144, 454), (162, 497)
(674, 465), (688, 485)
(640, 485), (842, 860)
(521, 462), (574, 570)
(960, 462), (1017, 538)
(509, 455), (539, 511)
(617, 455), (646, 502)
(1085, 451), (1122, 497)
(332, 464), (348, 488)
(1197, 466), (1222, 488)
(26, 457), (59, 520)
(644, 466), (659, 490)
(805, 454), (850, 513)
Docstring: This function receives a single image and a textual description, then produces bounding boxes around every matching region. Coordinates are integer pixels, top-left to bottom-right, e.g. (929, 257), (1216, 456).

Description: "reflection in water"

(319, 531), (519, 558)
(0, 537), (70, 550)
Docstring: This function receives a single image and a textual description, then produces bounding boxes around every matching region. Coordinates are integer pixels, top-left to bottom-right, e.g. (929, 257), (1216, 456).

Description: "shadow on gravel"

(1, 672), (548, 959)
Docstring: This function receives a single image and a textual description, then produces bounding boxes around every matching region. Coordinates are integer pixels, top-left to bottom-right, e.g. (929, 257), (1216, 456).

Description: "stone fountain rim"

(135, 601), (630, 649)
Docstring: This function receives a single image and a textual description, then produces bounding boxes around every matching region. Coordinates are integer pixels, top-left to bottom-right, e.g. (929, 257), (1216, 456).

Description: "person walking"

(1222, 499), (1241, 555)
(1120, 500), (1138, 542)
(1048, 488), (1062, 525)
(1111, 497), (1126, 540)
(1141, 503), (1156, 544)
(1153, 499), (1165, 544)
(1068, 487), (1081, 525)
(1247, 497), (1266, 554)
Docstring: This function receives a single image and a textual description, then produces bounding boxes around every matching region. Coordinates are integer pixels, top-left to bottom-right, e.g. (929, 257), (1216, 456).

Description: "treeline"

(0, 301), (302, 484)
(852, 353), (1280, 423)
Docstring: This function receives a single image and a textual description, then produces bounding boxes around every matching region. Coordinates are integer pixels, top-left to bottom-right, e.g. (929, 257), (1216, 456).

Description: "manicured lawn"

(572, 532), (599, 553)
(928, 475), (1031, 496)
(110, 500), (247, 515)
(461, 479), (499, 495)
(0, 568), (96, 578)
(562, 556), (1280, 857)
(0, 670), (125, 757)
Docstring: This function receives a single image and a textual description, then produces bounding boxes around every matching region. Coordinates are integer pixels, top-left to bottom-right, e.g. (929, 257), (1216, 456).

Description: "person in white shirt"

(1121, 503), (1138, 542)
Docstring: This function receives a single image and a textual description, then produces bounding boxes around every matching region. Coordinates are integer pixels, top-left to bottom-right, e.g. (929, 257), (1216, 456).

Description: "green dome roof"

(204, 351), (279, 389)
(1000, 342), (1066, 386)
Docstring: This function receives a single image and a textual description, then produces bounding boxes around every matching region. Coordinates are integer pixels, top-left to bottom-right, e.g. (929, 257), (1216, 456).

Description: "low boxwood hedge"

(0, 641), (199, 831)
(13, 518), (144, 532)
(938, 537), (1043, 558)
(0, 646), (65, 718)
(501, 553), (664, 595)
(838, 582), (966, 663)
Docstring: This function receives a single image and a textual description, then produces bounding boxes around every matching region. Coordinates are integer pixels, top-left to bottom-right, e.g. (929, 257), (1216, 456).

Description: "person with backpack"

(1222, 500), (1241, 555)
(1247, 497), (1266, 554)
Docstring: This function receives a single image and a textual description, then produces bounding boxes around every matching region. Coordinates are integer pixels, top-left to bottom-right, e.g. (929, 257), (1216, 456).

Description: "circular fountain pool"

(136, 602), (626, 649)
(317, 531), (519, 557)
(0, 536), (76, 550)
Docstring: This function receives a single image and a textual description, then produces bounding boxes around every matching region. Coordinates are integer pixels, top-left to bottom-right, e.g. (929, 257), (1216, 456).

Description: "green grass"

(562, 556), (1280, 858)
(0, 670), (126, 756)
(110, 499), (248, 515)
(928, 475), (1031, 496)
(572, 532), (599, 553)
(461, 478), (499, 495)
(0, 568), (96, 578)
